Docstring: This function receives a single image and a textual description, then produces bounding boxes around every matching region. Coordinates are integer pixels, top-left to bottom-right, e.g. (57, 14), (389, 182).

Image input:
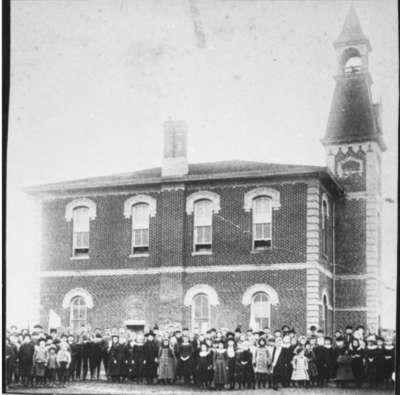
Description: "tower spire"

(334, 4), (371, 51)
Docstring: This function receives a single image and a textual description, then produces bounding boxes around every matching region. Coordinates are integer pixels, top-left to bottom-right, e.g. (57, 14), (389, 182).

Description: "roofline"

(24, 167), (343, 196)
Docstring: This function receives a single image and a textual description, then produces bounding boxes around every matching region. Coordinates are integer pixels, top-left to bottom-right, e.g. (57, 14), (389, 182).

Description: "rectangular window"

(132, 204), (150, 254)
(73, 207), (90, 257)
(194, 200), (212, 252)
(252, 197), (272, 250)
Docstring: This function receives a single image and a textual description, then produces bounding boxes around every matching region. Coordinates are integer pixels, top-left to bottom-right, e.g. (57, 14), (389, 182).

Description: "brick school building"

(27, 6), (385, 336)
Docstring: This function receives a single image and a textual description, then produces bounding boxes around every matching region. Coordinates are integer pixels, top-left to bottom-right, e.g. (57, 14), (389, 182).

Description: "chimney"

(162, 118), (189, 177)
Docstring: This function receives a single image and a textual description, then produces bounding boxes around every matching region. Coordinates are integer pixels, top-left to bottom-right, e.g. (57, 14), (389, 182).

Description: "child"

(349, 338), (364, 388)
(235, 341), (254, 389)
(158, 339), (175, 384)
(383, 337), (395, 389)
(213, 340), (227, 390)
(33, 339), (48, 386)
(304, 342), (318, 386)
(375, 336), (386, 387)
(47, 346), (58, 387)
(335, 348), (354, 388)
(226, 338), (236, 390)
(364, 337), (378, 388)
(178, 335), (194, 384)
(108, 335), (121, 382)
(291, 347), (309, 387)
(56, 343), (71, 387)
(253, 337), (270, 389)
(196, 343), (212, 389)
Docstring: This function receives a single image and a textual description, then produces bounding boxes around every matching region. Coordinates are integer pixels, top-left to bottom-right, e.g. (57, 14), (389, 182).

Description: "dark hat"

(317, 329), (324, 333)
(226, 331), (235, 338)
(145, 331), (155, 338)
(235, 325), (242, 333)
(324, 336), (333, 343)
(153, 324), (159, 330)
(210, 328), (217, 332)
(345, 325), (353, 331)
(95, 333), (102, 338)
(355, 325), (365, 331)
(309, 325), (317, 331)
(258, 331), (265, 336)
(336, 336), (345, 342)
(376, 336), (384, 342)
(182, 327), (189, 331)
(288, 329), (295, 334)
(281, 325), (290, 331)
(33, 324), (43, 329)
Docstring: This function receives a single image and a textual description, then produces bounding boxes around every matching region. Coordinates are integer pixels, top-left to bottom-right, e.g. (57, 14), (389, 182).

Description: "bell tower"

(322, 5), (386, 332)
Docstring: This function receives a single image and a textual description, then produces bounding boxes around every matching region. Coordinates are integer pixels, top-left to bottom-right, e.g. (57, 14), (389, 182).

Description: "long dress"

(375, 345), (386, 384)
(213, 350), (228, 385)
(126, 344), (135, 380)
(196, 352), (212, 386)
(178, 343), (194, 383)
(335, 351), (354, 382)
(144, 340), (159, 381)
(365, 346), (378, 386)
(383, 346), (394, 381)
(304, 349), (318, 381)
(349, 347), (364, 386)
(291, 355), (309, 381)
(107, 344), (121, 380)
(158, 346), (175, 380)
(235, 349), (254, 387)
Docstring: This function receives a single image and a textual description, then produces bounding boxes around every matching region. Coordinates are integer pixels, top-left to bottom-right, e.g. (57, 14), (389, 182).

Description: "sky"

(7, 0), (398, 329)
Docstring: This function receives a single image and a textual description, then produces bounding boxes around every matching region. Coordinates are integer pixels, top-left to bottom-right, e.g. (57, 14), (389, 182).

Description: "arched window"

(132, 203), (150, 254)
(193, 199), (213, 252)
(321, 200), (328, 256)
(251, 292), (270, 331)
(322, 295), (328, 335)
(72, 207), (90, 257)
(341, 159), (361, 177)
(340, 47), (363, 74)
(70, 296), (87, 334)
(252, 196), (272, 250)
(192, 293), (210, 333)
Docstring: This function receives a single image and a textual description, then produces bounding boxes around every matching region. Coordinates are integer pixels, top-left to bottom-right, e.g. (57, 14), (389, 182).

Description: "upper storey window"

(194, 199), (213, 252)
(252, 196), (272, 250)
(124, 195), (157, 257)
(65, 198), (96, 259)
(244, 187), (280, 252)
(72, 207), (90, 257)
(131, 203), (150, 254)
(186, 191), (220, 254)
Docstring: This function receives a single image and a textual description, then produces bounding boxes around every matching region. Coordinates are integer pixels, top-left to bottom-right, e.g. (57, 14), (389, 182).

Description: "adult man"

(271, 337), (290, 390)
(18, 334), (35, 387)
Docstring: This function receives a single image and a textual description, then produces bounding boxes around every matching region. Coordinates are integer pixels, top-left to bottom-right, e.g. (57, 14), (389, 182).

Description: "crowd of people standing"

(5, 323), (396, 391)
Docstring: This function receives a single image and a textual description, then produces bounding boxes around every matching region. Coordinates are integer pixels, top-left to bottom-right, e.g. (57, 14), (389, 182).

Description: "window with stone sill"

(72, 207), (90, 257)
(193, 199), (213, 253)
(131, 203), (150, 255)
(252, 196), (272, 251)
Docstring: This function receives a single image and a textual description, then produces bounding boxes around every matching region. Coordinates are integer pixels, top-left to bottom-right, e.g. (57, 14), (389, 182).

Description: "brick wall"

(335, 278), (366, 309)
(41, 181), (308, 272)
(334, 197), (366, 275)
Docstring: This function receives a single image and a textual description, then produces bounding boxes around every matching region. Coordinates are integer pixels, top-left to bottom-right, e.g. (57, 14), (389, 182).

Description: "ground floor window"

(251, 292), (270, 331)
(192, 293), (210, 333)
(70, 296), (87, 334)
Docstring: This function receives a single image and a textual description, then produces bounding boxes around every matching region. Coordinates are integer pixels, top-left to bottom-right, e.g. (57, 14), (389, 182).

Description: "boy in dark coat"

(383, 336), (395, 388)
(365, 337), (378, 388)
(90, 333), (103, 380)
(143, 332), (159, 384)
(108, 335), (121, 382)
(18, 334), (35, 387)
(313, 336), (330, 387)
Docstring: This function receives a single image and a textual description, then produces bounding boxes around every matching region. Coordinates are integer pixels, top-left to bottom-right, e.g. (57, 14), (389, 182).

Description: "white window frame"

(69, 295), (87, 334)
(72, 206), (90, 258)
(252, 196), (272, 250)
(250, 292), (271, 331)
(192, 293), (210, 333)
(131, 203), (150, 255)
(193, 199), (213, 253)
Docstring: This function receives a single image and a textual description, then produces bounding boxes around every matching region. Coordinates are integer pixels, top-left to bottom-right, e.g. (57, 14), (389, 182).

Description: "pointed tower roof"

(334, 4), (371, 50)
